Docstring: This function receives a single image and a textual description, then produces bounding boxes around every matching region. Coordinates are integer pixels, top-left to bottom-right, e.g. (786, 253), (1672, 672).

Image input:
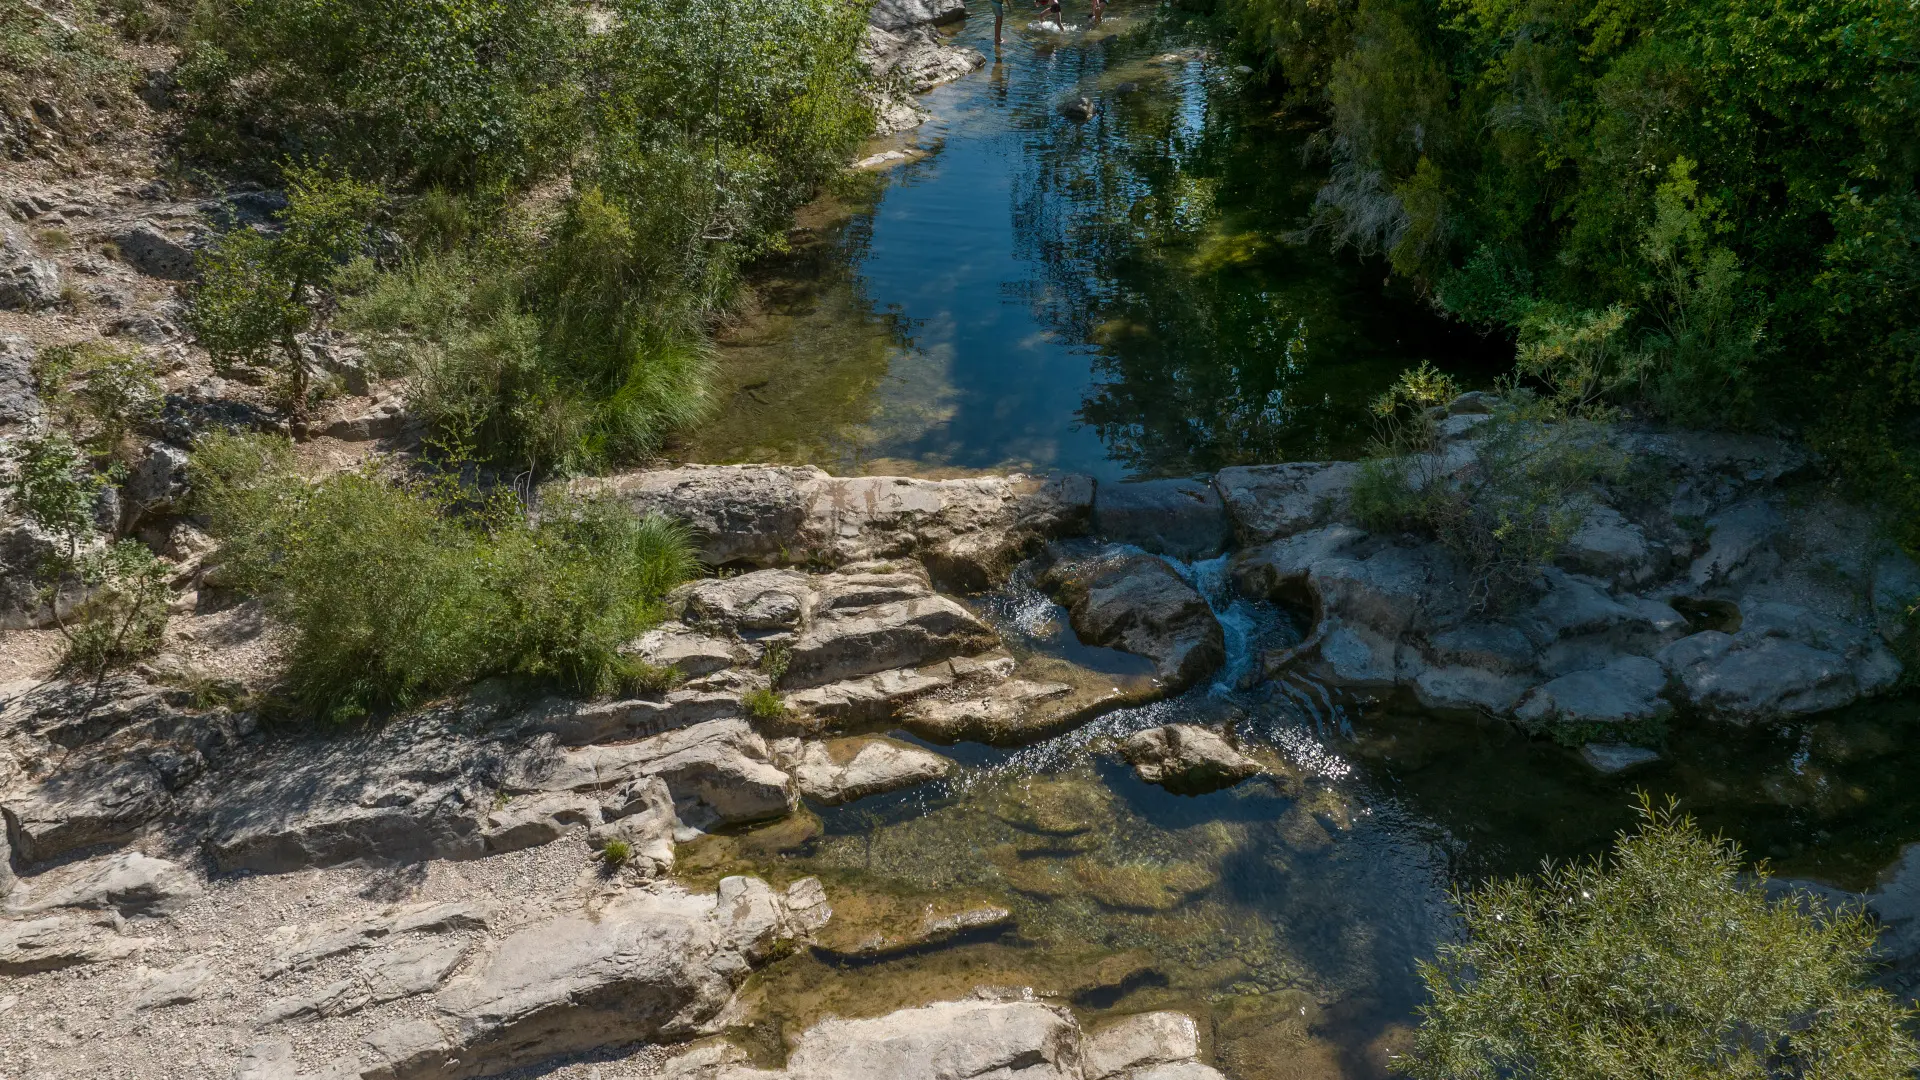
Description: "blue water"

(686, 4), (1500, 480)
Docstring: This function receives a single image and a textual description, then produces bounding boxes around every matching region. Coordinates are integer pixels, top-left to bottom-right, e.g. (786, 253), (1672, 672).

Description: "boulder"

(674, 569), (813, 636)
(1656, 602), (1901, 722)
(782, 664), (959, 728)
(869, 0), (967, 30)
(579, 466), (1091, 589)
(786, 736), (953, 806)
(1512, 656), (1670, 730)
(1121, 725), (1259, 794)
(508, 718), (796, 829)
(113, 221), (198, 280)
(0, 914), (140, 974)
(1083, 1012), (1202, 1079)
(321, 396), (410, 441)
(4, 850), (201, 917)
(1039, 547), (1224, 691)
(122, 441), (192, 515)
(866, 25), (988, 93)
(479, 793), (605, 855)
(369, 881), (809, 1080)
(755, 999), (1082, 1080)
(629, 623), (746, 678)
(1580, 743), (1663, 774)
(585, 777), (679, 874)
(0, 219), (61, 310)
(785, 594), (998, 688)
(1233, 526), (1431, 641)
(1559, 505), (1659, 585)
(3, 754), (177, 863)
(900, 677), (1083, 745)
(1213, 462), (1360, 543)
(1093, 478), (1231, 560)
(0, 332), (43, 429)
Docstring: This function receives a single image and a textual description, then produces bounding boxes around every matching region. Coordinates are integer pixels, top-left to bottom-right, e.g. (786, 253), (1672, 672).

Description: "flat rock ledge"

(663, 998), (1224, 1080)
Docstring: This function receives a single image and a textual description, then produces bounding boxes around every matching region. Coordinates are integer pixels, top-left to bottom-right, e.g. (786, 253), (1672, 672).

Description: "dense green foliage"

(1400, 798), (1920, 1079)
(1220, 0), (1920, 512)
(32, 340), (164, 460)
(238, 0), (873, 472)
(189, 432), (697, 720)
(5, 432), (172, 674)
(190, 165), (382, 409)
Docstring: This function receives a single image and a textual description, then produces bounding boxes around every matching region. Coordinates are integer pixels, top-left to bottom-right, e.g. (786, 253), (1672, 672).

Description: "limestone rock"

(1580, 743), (1663, 774)
(1039, 546), (1224, 691)
(1094, 478), (1231, 560)
(782, 664), (957, 728)
(585, 776), (679, 875)
(0, 219), (61, 310)
(3, 754), (177, 863)
(122, 441), (192, 515)
(113, 221), (198, 280)
(812, 893), (1011, 960)
(629, 623), (746, 678)
(785, 594), (998, 689)
(1084, 1011), (1202, 1079)
(764, 999), (1082, 1080)
(516, 689), (742, 746)
(480, 793), (604, 855)
(321, 396), (409, 441)
(869, 0), (966, 30)
(1689, 500), (1785, 588)
(362, 938), (471, 1004)
(0, 914), (140, 974)
(1122, 725), (1259, 794)
(272, 901), (490, 975)
(900, 677), (1082, 745)
(580, 466), (1091, 588)
(134, 958), (214, 1009)
(787, 736), (953, 806)
(674, 569), (812, 636)
(1657, 602), (1901, 722)
(5, 850), (202, 917)
(509, 718), (797, 829)
(1513, 656), (1670, 729)
(1213, 462), (1360, 543)
(1559, 505), (1658, 585)
(373, 883), (801, 1080)
(0, 332), (43, 430)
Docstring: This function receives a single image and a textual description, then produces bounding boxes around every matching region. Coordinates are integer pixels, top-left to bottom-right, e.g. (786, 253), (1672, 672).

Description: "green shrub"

(598, 838), (633, 867)
(742, 686), (786, 721)
(1357, 365), (1622, 610)
(177, 0), (586, 188)
(189, 432), (698, 721)
(5, 433), (171, 673)
(190, 165), (382, 411)
(1399, 797), (1920, 1080)
(33, 341), (163, 458)
(0, 2), (135, 159)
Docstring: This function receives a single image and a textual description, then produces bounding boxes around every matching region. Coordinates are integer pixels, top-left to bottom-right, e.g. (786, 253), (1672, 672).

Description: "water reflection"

(681, 2), (1504, 480)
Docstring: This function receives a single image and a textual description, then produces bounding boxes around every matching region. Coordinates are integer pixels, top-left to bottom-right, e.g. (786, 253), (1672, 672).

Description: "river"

(670, 4), (1920, 1077)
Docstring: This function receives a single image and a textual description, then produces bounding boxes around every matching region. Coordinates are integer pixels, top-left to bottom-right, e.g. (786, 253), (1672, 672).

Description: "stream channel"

(671, 5), (1920, 1077)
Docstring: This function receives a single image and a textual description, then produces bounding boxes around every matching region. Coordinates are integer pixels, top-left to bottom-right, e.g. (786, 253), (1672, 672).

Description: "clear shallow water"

(680, 557), (1920, 1079)
(678, 3), (1502, 480)
(667, 6), (1920, 1076)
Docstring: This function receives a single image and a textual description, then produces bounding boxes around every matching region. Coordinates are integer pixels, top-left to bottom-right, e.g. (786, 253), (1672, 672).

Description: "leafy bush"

(190, 165), (382, 411)
(742, 686), (786, 721)
(1354, 364), (1621, 609)
(5, 433), (171, 674)
(177, 0), (585, 188)
(1399, 797), (1920, 1080)
(0, 1), (135, 159)
(189, 431), (698, 720)
(1227, 0), (1918, 491)
(33, 340), (163, 458)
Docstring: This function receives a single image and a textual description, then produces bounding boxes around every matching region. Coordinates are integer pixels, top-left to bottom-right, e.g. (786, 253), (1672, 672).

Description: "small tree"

(6, 433), (172, 674)
(1399, 797), (1920, 1080)
(34, 340), (163, 458)
(191, 164), (381, 411)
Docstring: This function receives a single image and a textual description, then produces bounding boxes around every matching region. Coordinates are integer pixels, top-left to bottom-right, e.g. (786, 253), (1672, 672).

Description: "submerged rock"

(783, 735), (953, 806)
(1122, 724), (1260, 794)
(1039, 545), (1225, 691)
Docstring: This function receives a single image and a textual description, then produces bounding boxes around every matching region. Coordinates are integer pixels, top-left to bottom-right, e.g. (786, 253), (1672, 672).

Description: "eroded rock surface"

(1039, 545), (1225, 692)
(1122, 725), (1260, 795)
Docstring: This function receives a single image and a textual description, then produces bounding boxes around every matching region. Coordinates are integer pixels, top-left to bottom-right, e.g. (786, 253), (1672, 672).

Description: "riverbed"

(672, 5), (1920, 1077)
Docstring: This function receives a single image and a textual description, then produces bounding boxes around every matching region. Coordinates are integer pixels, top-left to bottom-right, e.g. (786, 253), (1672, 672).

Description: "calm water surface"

(680, 3), (1499, 479)
(673, 7), (1920, 1077)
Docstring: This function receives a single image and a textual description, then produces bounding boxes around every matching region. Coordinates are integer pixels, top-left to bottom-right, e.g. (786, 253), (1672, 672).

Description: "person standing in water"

(988, 0), (1004, 43)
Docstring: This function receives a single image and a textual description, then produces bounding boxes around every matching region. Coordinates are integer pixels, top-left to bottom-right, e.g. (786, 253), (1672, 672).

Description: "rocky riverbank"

(5, 400), (1918, 1075)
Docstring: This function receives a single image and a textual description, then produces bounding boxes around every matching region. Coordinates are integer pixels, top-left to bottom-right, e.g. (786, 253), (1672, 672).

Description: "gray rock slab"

(869, 0), (966, 30)
(1580, 743), (1663, 774)
(6, 850), (201, 917)
(3, 754), (176, 863)
(785, 594), (999, 689)
(0, 915), (139, 974)
(0, 332), (43, 429)
(510, 718), (795, 827)
(1083, 1011), (1202, 1080)
(1093, 478), (1231, 560)
(1121, 725), (1258, 795)
(1213, 462), (1360, 543)
(0, 220), (61, 310)
(1039, 547), (1224, 691)
(134, 958), (214, 1009)
(788, 736), (952, 806)
(1513, 656), (1670, 728)
(113, 221), (198, 280)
